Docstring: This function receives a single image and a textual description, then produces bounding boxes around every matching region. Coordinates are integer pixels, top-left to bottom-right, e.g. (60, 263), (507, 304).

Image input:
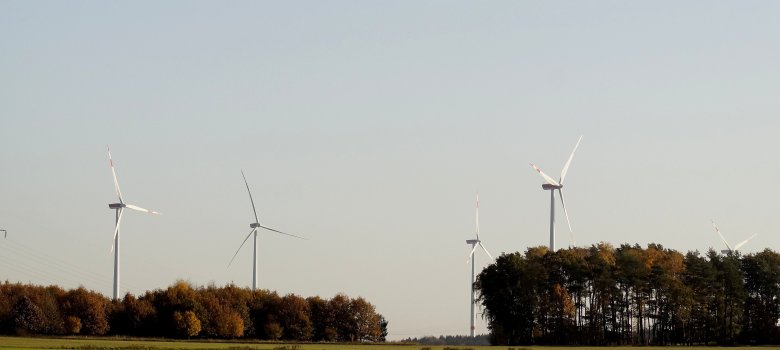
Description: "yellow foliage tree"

(173, 310), (201, 338)
(64, 316), (81, 334)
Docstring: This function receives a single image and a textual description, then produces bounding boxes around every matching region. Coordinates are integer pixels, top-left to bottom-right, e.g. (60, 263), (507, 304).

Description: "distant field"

(0, 337), (764, 350)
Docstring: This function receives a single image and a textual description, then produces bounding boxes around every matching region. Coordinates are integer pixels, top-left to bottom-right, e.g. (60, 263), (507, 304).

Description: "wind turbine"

(107, 146), (160, 300)
(711, 220), (757, 255)
(228, 170), (306, 291)
(530, 135), (582, 251)
(1, 229), (6, 238)
(466, 194), (493, 337)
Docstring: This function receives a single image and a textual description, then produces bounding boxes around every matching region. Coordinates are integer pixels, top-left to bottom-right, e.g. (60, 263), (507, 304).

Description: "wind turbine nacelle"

(250, 223), (261, 228)
(466, 239), (479, 244)
(542, 184), (562, 190)
(108, 203), (125, 209)
(721, 249), (733, 255)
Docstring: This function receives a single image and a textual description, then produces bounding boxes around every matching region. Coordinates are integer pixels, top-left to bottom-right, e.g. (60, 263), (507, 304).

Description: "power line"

(0, 238), (141, 293)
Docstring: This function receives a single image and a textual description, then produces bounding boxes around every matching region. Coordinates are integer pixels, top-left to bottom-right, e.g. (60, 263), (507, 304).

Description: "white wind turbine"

(711, 220), (757, 255)
(1, 229), (6, 238)
(530, 135), (582, 251)
(107, 146), (160, 300)
(466, 194), (493, 338)
(228, 170), (306, 291)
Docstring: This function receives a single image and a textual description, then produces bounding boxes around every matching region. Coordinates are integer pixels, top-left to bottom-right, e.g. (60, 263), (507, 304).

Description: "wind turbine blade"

(228, 228), (256, 267)
(711, 220), (733, 252)
(125, 204), (160, 215)
(560, 135), (583, 184)
(530, 163), (560, 186)
(108, 146), (124, 204)
(734, 234), (757, 251)
(110, 208), (125, 252)
(466, 244), (478, 264)
(558, 189), (573, 232)
(258, 225), (307, 240)
(241, 170), (260, 224)
(475, 194), (480, 240)
(479, 242), (494, 261)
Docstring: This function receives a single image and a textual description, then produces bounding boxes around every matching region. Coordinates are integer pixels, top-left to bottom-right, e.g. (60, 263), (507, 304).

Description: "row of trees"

(0, 280), (387, 342)
(399, 334), (490, 346)
(475, 243), (780, 346)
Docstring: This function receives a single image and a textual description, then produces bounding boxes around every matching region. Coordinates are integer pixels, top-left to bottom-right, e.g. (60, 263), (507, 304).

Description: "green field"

(0, 337), (773, 350)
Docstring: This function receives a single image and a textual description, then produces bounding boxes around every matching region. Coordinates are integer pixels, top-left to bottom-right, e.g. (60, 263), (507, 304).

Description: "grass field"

(0, 337), (767, 350)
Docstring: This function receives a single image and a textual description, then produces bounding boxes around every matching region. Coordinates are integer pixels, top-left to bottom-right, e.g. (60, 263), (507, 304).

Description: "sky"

(2, 0), (780, 340)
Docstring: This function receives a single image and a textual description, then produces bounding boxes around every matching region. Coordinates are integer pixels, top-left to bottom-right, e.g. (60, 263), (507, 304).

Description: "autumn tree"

(214, 284), (251, 337)
(60, 287), (109, 335)
(148, 280), (203, 337)
(64, 316), (81, 334)
(110, 293), (157, 336)
(12, 295), (45, 335)
(646, 245), (690, 345)
(196, 286), (244, 338)
(278, 294), (312, 340)
(328, 293), (355, 341)
(0, 281), (387, 342)
(307, 296), (336, 341)
(249, 289), (282, 339)
(29, 286), (65, 334)
(350, 297), (382, 342)
(173, 310), (201, 338)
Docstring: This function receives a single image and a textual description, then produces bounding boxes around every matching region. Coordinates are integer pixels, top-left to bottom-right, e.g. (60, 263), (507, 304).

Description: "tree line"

(399, 334), (490, 346)
(476, 243), (780, 346)
(0, 280), (387, 342)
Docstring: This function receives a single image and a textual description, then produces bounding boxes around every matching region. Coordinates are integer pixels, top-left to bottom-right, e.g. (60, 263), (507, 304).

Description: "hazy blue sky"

(2, 0), (780, 339)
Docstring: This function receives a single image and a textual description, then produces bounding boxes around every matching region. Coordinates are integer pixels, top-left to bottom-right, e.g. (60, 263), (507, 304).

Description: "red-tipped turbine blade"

(530, 163), (560, 186)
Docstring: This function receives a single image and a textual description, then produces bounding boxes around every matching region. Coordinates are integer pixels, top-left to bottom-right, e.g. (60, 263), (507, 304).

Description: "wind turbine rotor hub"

(542, 184), (562, 190)
(108, 203), (125, 209)
(250, 223), (261, 228)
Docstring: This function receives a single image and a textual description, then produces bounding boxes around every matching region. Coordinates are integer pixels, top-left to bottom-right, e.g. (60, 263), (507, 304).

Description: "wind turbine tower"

(229, 170), (306, 291)
(107, 147), (159, 300)
(466, 194), (493, 337)
(530, 136), (582, 251)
